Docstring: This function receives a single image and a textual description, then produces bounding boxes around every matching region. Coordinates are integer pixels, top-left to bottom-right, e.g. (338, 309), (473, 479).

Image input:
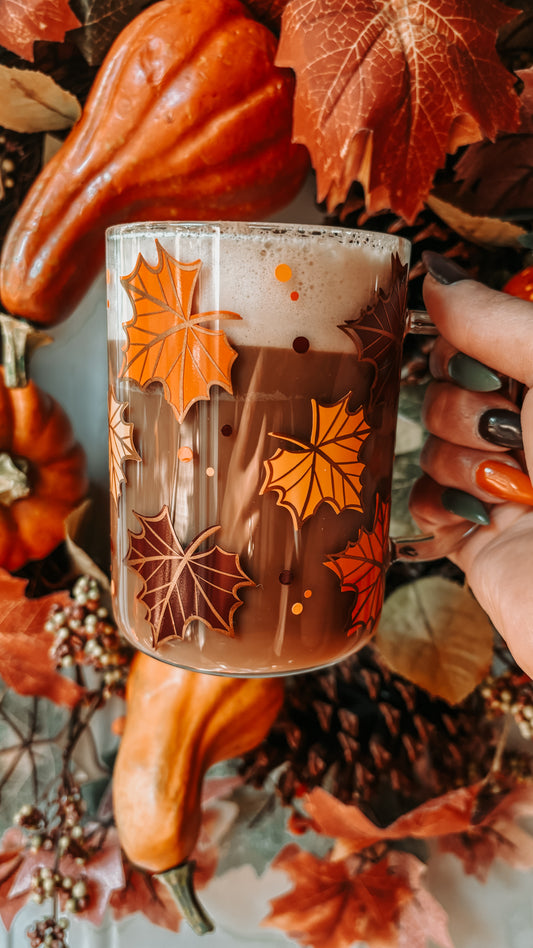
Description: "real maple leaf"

(276, 0), (521, 222)
(0, 828), (26, 931)
(438, 780), (533, 882)
(69, 0), (145, 66)
(340, 254), (408, 408)
(439, 67), (533, 220)
(264, 844), (413, 948)
(0, 0), (81, 62)
(10, 826), (125, 926)
(261, 392), (370, 530)
(126, 507), (254, 648)
(110, 866), (183, 932)
(303, 782), (481, 856)
(0, 571), (83, 708)
(325, 493), (390, 640)
(108, 387), (141, 509)
(119, 240), (241, 423)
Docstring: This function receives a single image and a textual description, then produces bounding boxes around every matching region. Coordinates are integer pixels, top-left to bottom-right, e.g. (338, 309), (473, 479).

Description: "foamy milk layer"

(107, 222), (410, 353)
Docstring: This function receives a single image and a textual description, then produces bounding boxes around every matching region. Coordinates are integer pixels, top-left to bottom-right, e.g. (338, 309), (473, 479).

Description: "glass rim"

(105, 219), (411, 256)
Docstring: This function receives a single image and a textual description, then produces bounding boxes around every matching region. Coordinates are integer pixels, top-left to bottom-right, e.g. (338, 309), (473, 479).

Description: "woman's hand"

(409, 252), (533, 677)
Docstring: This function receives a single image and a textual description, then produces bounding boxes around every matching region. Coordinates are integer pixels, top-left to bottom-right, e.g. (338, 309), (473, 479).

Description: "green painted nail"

(441, 488), (490, 525)
(448, 353), (501, 392)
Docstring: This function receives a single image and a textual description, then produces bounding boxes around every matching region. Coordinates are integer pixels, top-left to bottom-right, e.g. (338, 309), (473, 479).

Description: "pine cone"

(240, 645), (498, 824)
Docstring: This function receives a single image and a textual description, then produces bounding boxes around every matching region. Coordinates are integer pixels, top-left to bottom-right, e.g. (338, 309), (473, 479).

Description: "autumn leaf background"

(0, 0), (532, 946)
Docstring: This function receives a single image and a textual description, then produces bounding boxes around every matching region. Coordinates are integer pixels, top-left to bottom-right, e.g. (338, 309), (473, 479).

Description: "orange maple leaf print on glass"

(119, 239), (241, 423)
(261, 392), (370, 530)
(325, 494), (390, 639)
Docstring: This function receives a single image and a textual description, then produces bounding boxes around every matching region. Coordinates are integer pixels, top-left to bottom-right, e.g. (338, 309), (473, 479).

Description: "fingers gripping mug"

(106, 222), (460, 676)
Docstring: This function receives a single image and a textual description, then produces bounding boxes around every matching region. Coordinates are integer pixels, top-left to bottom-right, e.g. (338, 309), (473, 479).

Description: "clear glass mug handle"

(389, 309), (480, 562)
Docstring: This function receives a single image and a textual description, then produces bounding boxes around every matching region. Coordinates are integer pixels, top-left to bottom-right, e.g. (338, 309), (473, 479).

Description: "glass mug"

(106, 221), (465, 676)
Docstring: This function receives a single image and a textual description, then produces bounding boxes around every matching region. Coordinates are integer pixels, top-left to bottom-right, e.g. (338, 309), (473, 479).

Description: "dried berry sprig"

(6, 578), (134, 947)
(46, 575), (131, 700)
(482, 669), (533, 740)
(26, 914), (69, 948)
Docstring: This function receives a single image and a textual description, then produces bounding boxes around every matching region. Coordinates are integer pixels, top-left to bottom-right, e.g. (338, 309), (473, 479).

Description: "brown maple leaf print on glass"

(119, 239), (242, 423)
(340, 253), (408, 409)
(261, 392), (370, 530)
(126, 507), (254, 648)
(325, 494), (390, 641)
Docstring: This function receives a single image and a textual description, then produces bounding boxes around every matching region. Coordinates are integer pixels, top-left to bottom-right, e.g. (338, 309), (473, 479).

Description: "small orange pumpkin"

(0, 369), (88, 571)
(503, 265), (533, 302)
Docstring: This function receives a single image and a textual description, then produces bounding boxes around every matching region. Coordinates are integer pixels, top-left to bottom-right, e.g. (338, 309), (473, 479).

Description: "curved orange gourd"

(0, 0), (308, 326)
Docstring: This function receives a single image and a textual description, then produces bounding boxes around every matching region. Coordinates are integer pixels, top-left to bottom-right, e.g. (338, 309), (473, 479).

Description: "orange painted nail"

(475, 460), (533, 505)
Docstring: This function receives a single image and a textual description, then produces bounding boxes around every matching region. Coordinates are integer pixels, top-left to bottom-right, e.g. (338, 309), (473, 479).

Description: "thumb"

(422, 254), (533, 389)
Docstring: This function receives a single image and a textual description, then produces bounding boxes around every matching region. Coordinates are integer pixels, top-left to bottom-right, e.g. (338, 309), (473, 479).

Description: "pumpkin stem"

(0, 313), (52, 387)
(0, 452), (30, 505)
(156, 861), (214, 935)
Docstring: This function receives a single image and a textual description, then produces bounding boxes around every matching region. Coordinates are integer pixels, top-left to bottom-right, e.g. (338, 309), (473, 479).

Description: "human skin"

(409, 271), (533, 677)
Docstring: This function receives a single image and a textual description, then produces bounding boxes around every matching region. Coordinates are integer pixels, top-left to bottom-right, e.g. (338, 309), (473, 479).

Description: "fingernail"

(478, 409), (523, 449)
(475, 460), (533, 505)
(422, 251), (471, 285)
(441, 488), (491, 525)
(448, 352), (502, 392)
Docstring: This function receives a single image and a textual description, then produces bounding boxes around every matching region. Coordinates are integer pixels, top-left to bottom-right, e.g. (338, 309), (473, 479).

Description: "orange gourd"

(0, 368), (88, 571)
(112, 652), (285, 932)
(0, 0), (309, 327)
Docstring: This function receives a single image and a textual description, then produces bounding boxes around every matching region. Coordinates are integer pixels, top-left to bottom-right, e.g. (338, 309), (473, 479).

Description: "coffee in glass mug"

(107, 221), (425, 675)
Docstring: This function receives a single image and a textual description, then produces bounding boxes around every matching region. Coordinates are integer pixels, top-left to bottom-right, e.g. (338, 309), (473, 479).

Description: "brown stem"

(156, 861), (214, 935)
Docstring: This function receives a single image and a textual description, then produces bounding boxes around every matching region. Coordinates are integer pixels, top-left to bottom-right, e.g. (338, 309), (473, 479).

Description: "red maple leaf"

(9, 827), (125, 926)
(263, 845), (435, 948)
(0, 571), (84, 708)
(340, 254), (408, 408)
(0, 829), (26, 931)
(303, 781), (482, 856)
(0, 0), (81, 61)
(276, 0), (521, 222)
(441, 67), (533, 219)
(438, 781), (533, 882)
(325, 494), (390, 640)
(126, 507), (254, 647)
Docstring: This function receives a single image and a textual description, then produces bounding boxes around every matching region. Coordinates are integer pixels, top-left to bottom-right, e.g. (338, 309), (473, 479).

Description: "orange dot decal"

(304, 589), (313, 599)
(291, 602), (303, 616)
(275, 263), (292, 283)
(178, 446), (194, 462)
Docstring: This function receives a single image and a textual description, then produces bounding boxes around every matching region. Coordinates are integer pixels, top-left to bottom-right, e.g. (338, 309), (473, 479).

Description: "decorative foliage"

(126, 508), (254, 647)
(0, 572), (82, 708)
(340, 253), (408, 407)
(119, 242), (241, 423)
(108, 387), (140, 509)
(276, 0), (521, 222)
(264, 846), (453, 948)
(261, 393), (370, 529)
(69, 0), (146, 66)
(0, 65), (81, 134)
(0, 0), (81, 62)
(376, 576), (495, 704)
(325, 494), (390, 640)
